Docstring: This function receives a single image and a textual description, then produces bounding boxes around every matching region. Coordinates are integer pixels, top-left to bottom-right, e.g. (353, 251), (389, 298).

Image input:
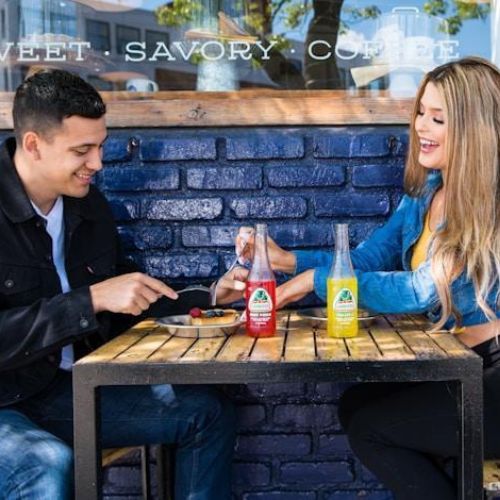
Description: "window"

(0, 0), (497, 126)
(145, 30), (170, 59)
(86, 20), (110, 53)
(116, 25), (140, 56)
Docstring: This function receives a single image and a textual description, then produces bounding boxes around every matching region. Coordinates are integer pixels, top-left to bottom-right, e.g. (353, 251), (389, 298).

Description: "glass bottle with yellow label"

(327, 224), (358, 338)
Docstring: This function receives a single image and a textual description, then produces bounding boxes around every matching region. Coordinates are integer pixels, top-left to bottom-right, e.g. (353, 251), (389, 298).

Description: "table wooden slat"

(370, 317), (415, 360)
(250, 329), (285, 362)
(345, 329), (382, 360)
(429, 333), (476, 358)
(397, 330), (447, 359)
(112, 332), (172, 363)
(385, 314), (427, 331)
(283, 328), (316, 362)
(180, 337), (226, 362)
(216, 330), (255, 362)
(315, 329), (349, 361)
(78, 320), (158, 364)
(147, 336), (196, 362)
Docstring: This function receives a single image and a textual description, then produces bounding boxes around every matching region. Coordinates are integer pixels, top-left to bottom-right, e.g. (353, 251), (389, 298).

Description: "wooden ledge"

(0, 90), (413, 129)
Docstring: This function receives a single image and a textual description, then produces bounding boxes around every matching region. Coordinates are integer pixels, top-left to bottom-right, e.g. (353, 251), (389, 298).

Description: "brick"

(349, 223), (384, 247)
(280, 461), (353, 484)
(230, 197), (307, 219)
(144, 198), (223, 221)
(103, 137), (131, 162)
(108, 198), (141, 221)
(324, 491), (393, 500)
(118, 226), (173, 250)
(393, 132), (409, 157)
(236, 405), (267, 429)
(312, 383), (348, 402)
(268, 223), (333, 248)
(226, 133), (304, 160)
(100, 166), (179, 191)
(352, 165), (404, 188)
(182, 225), (238, 247)
(233, 462), (271, 486)
(140, 137), (216, 161)
(273, 405), (336, 428)
(314, 132), (391, 159)
(187, 167), (262, 190)
(267, 165), (345, 188)
(103, 466), (141, 494)
(243, 493), (316, 500)
(314, 194), (390, 217)
(236, 434), (311, 456)
(318, 434), (352, 456)
(142, 253), (219, 278)
(243, 383), (306, 399)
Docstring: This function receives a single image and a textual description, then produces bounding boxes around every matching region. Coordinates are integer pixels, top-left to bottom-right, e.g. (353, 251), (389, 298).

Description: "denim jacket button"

(80, 318), (89, 329)
(4, 279), (14, 289)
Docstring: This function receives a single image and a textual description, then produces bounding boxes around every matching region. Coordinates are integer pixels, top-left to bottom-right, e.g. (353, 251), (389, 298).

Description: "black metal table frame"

(73, 357), (483, 499)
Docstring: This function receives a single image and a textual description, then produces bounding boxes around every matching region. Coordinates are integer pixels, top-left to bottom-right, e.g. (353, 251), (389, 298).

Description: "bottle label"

(246, 281), (276, 337)
(248, 287), (273, 313)
(333, 288), (356, 319)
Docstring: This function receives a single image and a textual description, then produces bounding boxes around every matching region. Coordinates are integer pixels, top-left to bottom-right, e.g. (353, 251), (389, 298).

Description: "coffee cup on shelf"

(125, 78), (159, 92)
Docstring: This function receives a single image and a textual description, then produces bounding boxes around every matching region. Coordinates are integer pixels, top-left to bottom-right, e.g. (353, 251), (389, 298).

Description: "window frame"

(115, 24), (141, 56)
(86, 19), (111, 54)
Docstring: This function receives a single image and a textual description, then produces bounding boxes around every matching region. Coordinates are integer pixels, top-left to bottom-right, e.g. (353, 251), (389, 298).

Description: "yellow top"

(411, 211), (433, 270)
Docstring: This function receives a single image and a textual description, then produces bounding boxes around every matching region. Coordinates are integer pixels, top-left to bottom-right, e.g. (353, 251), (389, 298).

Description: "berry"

(189, 307), (202, 318)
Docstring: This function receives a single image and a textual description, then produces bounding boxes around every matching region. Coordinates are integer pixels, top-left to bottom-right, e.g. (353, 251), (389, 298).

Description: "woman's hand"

(215, 266), (249, 305)
(235, 226), (296, 274)
(275, 269), (315, 309)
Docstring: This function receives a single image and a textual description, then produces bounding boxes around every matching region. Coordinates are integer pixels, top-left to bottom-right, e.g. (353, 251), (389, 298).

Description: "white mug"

(125, 78), (159, 92)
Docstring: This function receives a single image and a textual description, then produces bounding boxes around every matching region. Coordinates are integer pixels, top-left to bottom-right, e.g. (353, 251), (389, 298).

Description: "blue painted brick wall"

(92, 125), (408, 499)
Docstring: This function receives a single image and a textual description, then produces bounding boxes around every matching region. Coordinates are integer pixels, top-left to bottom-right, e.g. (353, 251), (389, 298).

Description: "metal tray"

(296, 308), (378, 328)
(156, 314), (243, 338)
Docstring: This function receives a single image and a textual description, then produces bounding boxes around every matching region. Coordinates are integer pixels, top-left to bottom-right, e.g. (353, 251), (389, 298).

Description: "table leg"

(73, 369), (102, 500)
(457, 368), (483, 500)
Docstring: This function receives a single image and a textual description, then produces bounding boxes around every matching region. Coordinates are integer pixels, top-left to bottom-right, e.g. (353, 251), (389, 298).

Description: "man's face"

(35, 115), (107, 199)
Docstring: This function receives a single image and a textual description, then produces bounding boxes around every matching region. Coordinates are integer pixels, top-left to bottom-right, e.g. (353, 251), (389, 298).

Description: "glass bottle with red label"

(245, 223), (276, 337)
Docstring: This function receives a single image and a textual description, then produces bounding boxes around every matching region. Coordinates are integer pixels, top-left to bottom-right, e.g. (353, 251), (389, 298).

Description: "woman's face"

(414, 81), (448, 170)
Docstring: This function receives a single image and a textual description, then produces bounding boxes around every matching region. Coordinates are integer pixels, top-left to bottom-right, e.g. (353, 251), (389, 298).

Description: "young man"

(0, 69), (235, 499)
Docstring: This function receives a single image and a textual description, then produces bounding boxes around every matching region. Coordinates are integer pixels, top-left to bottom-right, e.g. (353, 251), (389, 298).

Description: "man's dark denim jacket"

(0, 138), (199, 406)
(294, 172), (500, 329)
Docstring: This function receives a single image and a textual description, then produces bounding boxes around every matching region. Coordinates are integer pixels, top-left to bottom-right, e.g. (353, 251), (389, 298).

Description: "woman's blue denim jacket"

(293, 172), (499, 328)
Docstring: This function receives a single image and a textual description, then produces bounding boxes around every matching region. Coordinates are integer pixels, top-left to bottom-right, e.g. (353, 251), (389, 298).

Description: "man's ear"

(22, 131), (42, 161)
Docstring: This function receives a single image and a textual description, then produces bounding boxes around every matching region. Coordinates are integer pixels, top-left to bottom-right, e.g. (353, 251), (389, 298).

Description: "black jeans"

(338, 337), (500, 500)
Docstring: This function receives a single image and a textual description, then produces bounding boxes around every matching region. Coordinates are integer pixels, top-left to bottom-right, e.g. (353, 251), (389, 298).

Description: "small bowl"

(156, 314), (243, 338)
(296, 308), (377, 329)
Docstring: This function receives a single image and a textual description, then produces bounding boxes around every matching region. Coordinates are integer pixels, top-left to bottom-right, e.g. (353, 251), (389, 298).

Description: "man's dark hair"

(13, 69), (106, 143)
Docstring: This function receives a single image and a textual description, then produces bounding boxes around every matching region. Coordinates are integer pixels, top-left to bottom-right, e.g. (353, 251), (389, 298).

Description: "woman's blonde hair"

(405, 57), (500, 329)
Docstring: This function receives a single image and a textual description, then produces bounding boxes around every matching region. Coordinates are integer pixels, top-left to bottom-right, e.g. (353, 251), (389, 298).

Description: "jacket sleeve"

(312, 259), (484, 318)
(312, 262), (440, 313)
(0, 286), (99, 371)
(293, 195), (411, 277)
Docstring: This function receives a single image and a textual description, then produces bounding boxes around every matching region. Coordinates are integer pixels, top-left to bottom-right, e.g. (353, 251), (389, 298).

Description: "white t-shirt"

(31, 197), (74, 370)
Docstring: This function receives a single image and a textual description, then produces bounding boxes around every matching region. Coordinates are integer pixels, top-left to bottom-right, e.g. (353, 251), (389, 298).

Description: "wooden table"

(73, 312), (483, 499)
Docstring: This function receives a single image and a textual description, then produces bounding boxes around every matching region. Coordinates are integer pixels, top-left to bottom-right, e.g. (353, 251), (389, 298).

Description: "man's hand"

(90, 273), (178, 316)
(235, 226), (296, 274)
(276, 269), (315, 309)
(215, 266), (249, 305)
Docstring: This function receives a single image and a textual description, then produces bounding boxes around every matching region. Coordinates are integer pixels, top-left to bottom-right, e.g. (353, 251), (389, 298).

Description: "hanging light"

(73, 0), (142, 12)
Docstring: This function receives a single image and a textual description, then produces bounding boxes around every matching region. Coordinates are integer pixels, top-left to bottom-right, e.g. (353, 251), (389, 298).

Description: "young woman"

(231, 57), (500, 499)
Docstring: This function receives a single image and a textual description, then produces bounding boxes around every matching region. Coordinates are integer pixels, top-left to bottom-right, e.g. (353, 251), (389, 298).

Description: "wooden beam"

(0, 90), (413, 129)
